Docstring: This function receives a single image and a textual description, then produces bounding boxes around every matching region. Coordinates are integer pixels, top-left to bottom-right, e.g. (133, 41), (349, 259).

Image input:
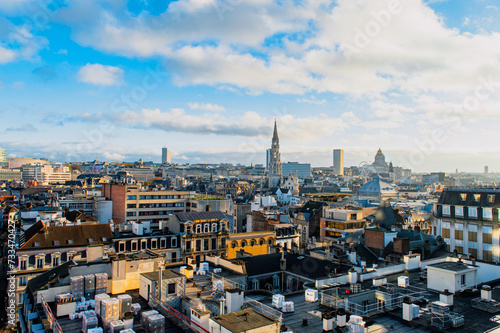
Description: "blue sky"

(1, 0), (500, 172)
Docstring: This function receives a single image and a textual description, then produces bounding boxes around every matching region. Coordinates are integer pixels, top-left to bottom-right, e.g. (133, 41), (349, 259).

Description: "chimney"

(280, 249), (286, 271)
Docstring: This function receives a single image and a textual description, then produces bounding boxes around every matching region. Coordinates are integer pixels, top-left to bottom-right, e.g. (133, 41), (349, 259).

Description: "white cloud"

(77, 63), (123, 86)
(296, 96), (327, 105)
(187, 102), (225, 112)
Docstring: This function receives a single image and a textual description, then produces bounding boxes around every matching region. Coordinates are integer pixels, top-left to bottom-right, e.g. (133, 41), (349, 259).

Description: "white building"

(426, 261), (478, 293)
(22, 163), (71, 184)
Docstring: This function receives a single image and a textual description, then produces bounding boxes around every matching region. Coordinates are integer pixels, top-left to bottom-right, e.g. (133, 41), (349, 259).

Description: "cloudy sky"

(1, 0), (500, 172)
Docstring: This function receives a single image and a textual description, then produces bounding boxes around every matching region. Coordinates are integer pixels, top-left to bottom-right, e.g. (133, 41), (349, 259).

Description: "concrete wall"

(37, 285), (71, 304)
(205, 256), (245, 274)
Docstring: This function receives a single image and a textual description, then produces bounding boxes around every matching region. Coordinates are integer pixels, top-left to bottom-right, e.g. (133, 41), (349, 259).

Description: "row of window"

(186, 223), (225, 234)
(19, 252), (74, 271)
(442, 205), (493, 219)
(458, 193), (495, 203)
(185, 238), (226, 252)
(442, 222), (492, 233)
(126, 195), (188, 200)
(117, 237), (177, 252)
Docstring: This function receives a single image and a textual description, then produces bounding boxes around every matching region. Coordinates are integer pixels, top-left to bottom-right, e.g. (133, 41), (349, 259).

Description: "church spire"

(272, 118), (279, 146)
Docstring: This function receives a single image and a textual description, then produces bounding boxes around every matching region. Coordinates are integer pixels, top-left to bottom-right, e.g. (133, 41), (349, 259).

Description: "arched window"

(196, 224), (202, 234)
(268, 238), (274, 246)
(259, 238), (265, 246)
(231, 241), (238, 249)
(241, 240), (247, 248)
(250, 239), (256, 247)
(212, 223), (218, 232)
(204, 224), (210, 233)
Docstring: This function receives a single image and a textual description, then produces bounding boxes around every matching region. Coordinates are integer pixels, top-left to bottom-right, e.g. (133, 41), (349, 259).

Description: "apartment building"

(320, 207), (374, 242)
(8, 221), (112, 305)
(102, 183), (191, 224)
(433, 189), (500, 262)
(21, 163), (72, 184)
(166, 211), (229, 263)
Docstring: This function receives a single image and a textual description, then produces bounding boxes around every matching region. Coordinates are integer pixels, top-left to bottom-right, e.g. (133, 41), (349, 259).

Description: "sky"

(1, 0), (500, 172)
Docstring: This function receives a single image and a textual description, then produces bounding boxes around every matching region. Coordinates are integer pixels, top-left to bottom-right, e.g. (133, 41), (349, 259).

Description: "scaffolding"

(319, 284), (426, 318)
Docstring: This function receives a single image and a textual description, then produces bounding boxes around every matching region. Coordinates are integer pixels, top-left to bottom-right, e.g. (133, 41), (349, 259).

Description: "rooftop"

(427, 261), (477, 272)
(210, 308), (277, 332)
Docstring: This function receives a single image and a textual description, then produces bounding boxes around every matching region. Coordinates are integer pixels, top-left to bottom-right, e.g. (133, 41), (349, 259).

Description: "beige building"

(21, 163), (71, 184)
(102, 183), (190, 224)
(0, 169), (22, 181)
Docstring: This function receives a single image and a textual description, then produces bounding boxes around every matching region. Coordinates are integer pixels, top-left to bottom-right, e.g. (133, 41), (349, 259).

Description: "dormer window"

(488, 195), (495, 203)
(102, 237), (107, 242)
(67, 239), (73, 245)
(88, 238), (93, 243)
(473, 194), (481, 202)
(34, 242), (40, 247)
(53, 241), (59, 246)
(460, 193), (467, 201)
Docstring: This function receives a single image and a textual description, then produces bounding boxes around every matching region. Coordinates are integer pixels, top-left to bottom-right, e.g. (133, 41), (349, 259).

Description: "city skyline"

(1, 0), (500, 172)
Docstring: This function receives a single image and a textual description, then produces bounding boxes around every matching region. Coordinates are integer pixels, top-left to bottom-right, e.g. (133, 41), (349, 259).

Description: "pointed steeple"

(272, 118), (279, 146)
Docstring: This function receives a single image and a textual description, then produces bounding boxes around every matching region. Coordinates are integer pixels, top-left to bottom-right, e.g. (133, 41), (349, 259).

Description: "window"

(19, 276), (27, 287)
(455, 223), (463, 240)
(127, 195), (137, 200)
(204, 239), (209, 251)
(442, 205), (450, 216)
(160, 238), (167, 248)
(461, 274), (466, 286)
(119, 242), (125, 252)
(460, 193), (467, 201)
(34, 242), (40, 247)
(171, 237), (177, 248)
(168, 283), (176, 294)
(483, 208), (493, 220)
(473, 194), (481, 202)
(196, 240), (201, 251)
(20, 259), (27, 271)
(231, 241), (237, 249)
(127, 204), (136, 208)
(141, 240), (147, 250)
(52, 256), (59, 267)
(131, 241), (138, 252)
(442, 222), (450, 229)
(250, 239), (256, 247)
(196, 225), (202, 234)
(455, 239), (463, 246)
(468, 207), (478, 218)
(259, 239), (265, 246)
(484, 243), (493, 251)
(468, 241), (477, 249)
(151, 239), (157, 249)
(488, 195), (495, 203)
(211, 238), (216, 250)
(67, 239), (73, 245)
(469, 224), (478, 242)
(88, 238), (93, 243)
(455, 223), (463, 230)
(455, 206), (463, 217)
(212, 223), (218, 232)
(37, 257), (44, 269)
(484, 226), (493, 234)
(204, 224), (210, 233)
(241, 240), (247, 248)
(53, 240), (59, 246)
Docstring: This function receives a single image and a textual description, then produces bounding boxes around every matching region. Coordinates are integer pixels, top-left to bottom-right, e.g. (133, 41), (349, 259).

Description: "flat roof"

(141, 269), (184, 281)
(211, 308), (277, 332)
(427, 261), (477, 272)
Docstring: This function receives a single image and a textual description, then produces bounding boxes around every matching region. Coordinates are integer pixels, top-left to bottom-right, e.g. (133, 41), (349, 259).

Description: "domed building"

(357, 174), (398, 199)
(371, 148), (389, 173)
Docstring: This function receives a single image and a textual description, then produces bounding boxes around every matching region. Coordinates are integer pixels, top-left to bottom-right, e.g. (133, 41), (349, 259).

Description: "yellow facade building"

(227, 231), (275, 259)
